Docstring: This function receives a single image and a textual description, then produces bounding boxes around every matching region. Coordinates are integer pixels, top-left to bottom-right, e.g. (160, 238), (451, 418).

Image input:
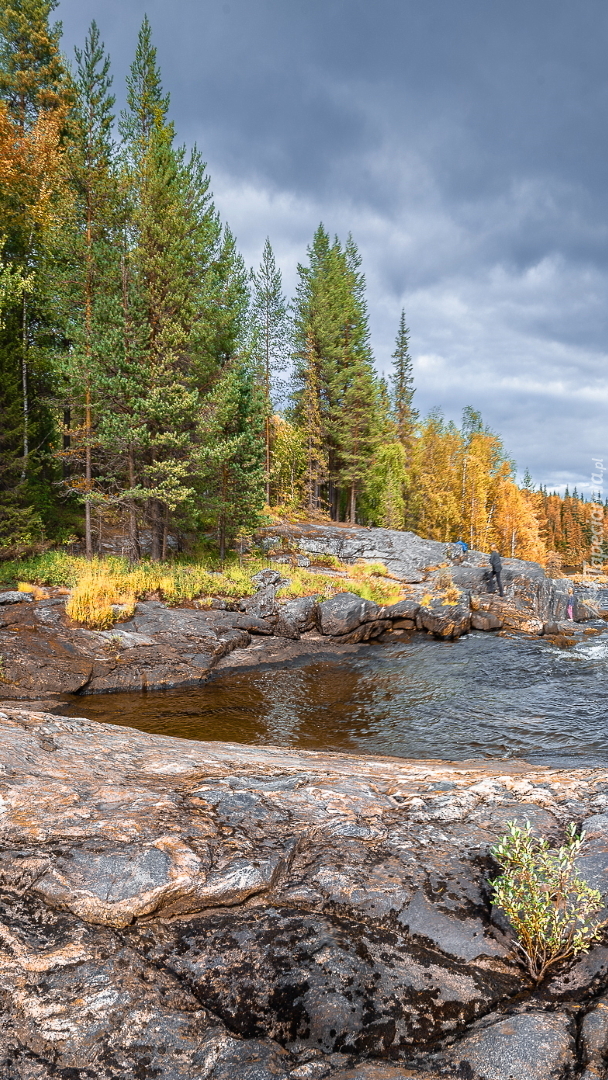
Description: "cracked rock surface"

(2, 708), (608, 1077)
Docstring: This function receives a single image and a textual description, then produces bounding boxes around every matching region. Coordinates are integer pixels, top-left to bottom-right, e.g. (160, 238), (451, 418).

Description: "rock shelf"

(2, 707), (608, 1077)
(0, 524), (601, 705)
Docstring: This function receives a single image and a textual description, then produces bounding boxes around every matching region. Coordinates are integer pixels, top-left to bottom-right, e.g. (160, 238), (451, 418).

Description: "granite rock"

(1, 708), (607, 1077)
(275, 597), (319, 639)
(417, 603), (471, 639)
(318, 593), (380, 636)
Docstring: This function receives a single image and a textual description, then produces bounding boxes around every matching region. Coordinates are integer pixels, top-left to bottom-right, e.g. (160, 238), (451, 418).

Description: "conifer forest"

(1, 1), (606, 570)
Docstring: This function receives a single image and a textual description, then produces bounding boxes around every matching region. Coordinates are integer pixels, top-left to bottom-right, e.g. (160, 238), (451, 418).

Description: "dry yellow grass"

(66, 572), (136, 630)
(17, 582), (47, 600)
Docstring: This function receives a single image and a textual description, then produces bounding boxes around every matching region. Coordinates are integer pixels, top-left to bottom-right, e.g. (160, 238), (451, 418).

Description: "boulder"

(0, 590), (32, 605)
(240, 586), (279, 618)
(472, 596), (543, 635)
(471, 611), (503, 631)
(435, 1011), (575, 1080)
(251, 569), (287, 588)
(380, 598), (421, 620)
(417, 603), (471, 638)
(331, 619), (392, 644)
(318, 592), (379, 635)
(580, 995), (608, 1075)
(275, 596), (318, 639)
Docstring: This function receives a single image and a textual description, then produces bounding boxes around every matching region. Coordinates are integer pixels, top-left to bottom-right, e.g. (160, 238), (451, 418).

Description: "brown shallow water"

(61, 628), (608, 766)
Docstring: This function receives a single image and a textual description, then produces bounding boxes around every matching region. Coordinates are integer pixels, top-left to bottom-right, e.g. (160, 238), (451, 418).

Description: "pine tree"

(249, 238), (290, 502)
(0, 0), (66, 129)
(51, 21), (118, 557)
(113, 17), (212, 559)
(390, 310), (417, 456)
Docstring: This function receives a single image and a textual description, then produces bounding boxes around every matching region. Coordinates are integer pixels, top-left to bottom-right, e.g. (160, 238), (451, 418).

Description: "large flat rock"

(1, 708), (608, 1076)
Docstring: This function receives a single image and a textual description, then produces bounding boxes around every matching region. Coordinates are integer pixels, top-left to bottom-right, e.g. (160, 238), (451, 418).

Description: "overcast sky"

(55, 0), (608, 492)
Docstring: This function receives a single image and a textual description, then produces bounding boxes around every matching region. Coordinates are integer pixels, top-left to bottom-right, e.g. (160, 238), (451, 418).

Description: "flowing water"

(62, 621), (608, 767)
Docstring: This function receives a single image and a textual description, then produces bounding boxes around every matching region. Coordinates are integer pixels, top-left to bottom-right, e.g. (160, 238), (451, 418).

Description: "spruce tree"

(331, 234), (379, 522)
(196, 358), (265, 561)
(390, 310), (417, 457)
(249, 238), (289, 502)
(292, 226), (379, 520)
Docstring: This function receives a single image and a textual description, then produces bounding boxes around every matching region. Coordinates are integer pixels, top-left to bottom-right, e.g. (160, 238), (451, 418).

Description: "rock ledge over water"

(2, 707), (608, 1078)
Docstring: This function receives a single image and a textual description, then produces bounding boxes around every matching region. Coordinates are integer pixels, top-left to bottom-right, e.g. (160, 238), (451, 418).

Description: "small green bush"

(490, 820), (606, 983)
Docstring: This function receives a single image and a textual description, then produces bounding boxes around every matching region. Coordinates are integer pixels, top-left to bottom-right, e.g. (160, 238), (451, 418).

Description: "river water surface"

(63, 624), (608, 767)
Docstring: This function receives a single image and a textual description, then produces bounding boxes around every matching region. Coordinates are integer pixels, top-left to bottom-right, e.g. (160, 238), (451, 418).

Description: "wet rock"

(0, 590), (32, 605)
(331, 619), (392, 644)
(433, 1011), (576, 1079)
(472, 596), (544, 635)
(128, 906), (520, 1058)
(318, 592), (379, 636)
(275, 597), (319, 639)
(379, 599), (421, 620)
(0, 890), (292, 1080)
(417, 604), (471, 639)
(580, 997), (608, 1076)
(471, 611), (502, 631)
(3, 709), (608, 1077)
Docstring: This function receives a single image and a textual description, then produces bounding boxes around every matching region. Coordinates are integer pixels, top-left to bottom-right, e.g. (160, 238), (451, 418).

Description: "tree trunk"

(84, 390), (93, 560)
(265, 414), (270, 504)
(148, 498), (164, 561)
(161, 505), (169, 561)
(127, 446), (141, 563)
(349, 484), (356, 524)
(21, 294), (28, 480)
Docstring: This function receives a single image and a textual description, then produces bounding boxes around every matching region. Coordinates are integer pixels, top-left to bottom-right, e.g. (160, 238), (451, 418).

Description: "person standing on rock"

(453, 539), (468, 562)
(489, 545), (504, 596)
(567, 588), (575, 620)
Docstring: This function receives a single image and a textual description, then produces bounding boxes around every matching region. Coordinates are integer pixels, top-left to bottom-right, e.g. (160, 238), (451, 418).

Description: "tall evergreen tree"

(390, 310), (417, 456)
(107, 16), (209, 558)
(52, 20), (118, 557)
(292, 226), (379, 521)
(331, 234), (379, 521)
(249, 237), (289, 502)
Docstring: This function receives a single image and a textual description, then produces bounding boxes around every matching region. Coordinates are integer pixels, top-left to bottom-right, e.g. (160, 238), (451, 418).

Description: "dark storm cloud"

(56, 0), (608, 489)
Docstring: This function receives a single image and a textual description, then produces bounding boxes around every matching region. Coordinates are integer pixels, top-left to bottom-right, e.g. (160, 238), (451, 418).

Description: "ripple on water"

(61, 626), (608, 767)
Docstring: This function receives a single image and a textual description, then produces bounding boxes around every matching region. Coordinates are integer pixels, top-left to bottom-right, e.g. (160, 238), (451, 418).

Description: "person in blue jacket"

(453, 539), (468, 562)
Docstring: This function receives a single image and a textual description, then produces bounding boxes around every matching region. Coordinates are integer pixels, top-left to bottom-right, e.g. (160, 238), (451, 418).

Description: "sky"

(55, 0), (608, 493)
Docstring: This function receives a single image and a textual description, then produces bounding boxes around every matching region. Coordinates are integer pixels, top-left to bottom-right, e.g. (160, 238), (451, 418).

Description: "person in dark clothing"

(489, 545), (504, 596)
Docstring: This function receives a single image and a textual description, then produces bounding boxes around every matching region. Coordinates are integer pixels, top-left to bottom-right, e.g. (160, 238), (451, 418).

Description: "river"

(62, 620), (608, 767)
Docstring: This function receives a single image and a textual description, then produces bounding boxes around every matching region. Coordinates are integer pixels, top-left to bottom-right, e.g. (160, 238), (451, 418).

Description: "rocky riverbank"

(2, 707), (608, 1078)
(0, 524), (602, 707)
